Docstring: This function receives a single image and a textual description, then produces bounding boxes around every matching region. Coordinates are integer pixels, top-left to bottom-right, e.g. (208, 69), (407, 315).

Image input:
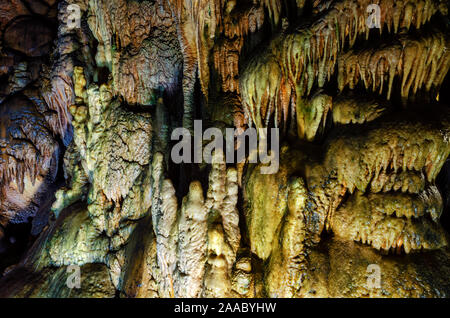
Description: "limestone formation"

(1, 0), (450, 299)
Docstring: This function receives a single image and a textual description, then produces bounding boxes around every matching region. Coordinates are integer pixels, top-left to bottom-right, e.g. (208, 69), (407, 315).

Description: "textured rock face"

(87, 0), (183, 106)
(0, 263), (115, 298)
(0, 1), (62, 268)
(0, 94), (59, 225)
(299, 237), (450, 297)
(1, 0), (450, 298)
(3, 17), (55, 57)
(244, 106), (450, 297)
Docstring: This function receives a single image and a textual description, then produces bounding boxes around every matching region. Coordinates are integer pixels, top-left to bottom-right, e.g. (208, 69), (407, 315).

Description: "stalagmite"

(149, 151), (241, 298)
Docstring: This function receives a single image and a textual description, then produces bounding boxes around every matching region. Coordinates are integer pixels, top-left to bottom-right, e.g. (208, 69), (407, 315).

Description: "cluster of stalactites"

(0, 97), (58, 195)
(211, 0), (317, 95)
(213, 3), (265, 94)
(332, 94), (389, 124)
(320, 105), (450, 254)
(239, 0), (445, 131)
(330, 189), (448, 254)
(40, 74), (74, 144)
(166, 0), (225, 99)
(338, 31), (450, 101)
(38, 0), (85, 146)
(169, 0), (285, 97)
(260, 0), (282, 26)
(316, 0), (445, 36)
(325, 115), (450, 195)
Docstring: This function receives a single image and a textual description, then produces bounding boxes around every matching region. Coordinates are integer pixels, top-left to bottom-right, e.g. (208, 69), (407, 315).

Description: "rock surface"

(0, 0), (450, 298)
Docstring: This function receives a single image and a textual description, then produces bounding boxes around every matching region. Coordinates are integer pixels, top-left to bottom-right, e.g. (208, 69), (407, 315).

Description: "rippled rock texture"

(0, 0), (450, 298)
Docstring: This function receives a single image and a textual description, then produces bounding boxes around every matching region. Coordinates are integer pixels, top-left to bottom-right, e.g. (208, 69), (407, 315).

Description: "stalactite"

(213, 3), (265, 94)
(331, 190), (447, 253)
(325, 112), (450, 194)
(332, 94), (389, 124)
(338, 31), (450, 101)
(296, 91), (332, 141)
(240, 0), (447, 131)
(41, 74), (74, 144)
(0, 95), (58, 199)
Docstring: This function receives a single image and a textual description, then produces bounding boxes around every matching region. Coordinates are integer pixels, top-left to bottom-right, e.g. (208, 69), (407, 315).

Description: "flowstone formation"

(0, 0), (450, 298)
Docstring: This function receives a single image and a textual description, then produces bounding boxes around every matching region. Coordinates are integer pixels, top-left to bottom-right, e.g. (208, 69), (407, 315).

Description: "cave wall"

(0, 0), (450, 298)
